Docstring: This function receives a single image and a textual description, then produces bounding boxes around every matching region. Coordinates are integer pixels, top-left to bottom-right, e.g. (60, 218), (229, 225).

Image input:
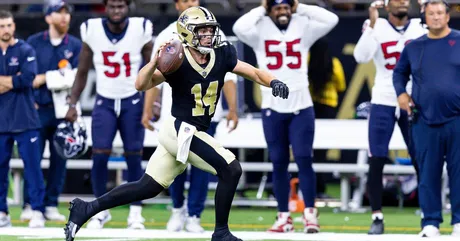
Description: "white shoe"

(87, 210), (111, 229)
(268, 212), (294, 233)
(0, 212), (11, 227)
(28, 211), (45, 228)
(185, 216), (204, 233)
(20, 205), (33, 221)
(453, 223), (460, 236)
(127, 206), (145, 230)
(419, 225), (440, 237)
(303, 208), (320, 233)
(166, 206), (187, 232)
(44, 206), (66, 221)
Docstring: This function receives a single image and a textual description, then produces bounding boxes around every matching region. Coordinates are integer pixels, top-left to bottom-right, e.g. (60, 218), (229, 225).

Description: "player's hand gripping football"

(369, 0), (384, 28)
(151, 40), (172, 68)
(270, 80), (289, 99)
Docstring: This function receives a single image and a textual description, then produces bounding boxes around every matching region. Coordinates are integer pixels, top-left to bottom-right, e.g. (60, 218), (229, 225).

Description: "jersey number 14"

(102, 51), (131, 78)
(192, 81), (218, 117)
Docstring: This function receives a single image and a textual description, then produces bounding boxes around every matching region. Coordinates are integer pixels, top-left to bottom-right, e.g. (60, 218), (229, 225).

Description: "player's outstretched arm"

(232, 60), (288, 99)
(65, 42), (92, 122)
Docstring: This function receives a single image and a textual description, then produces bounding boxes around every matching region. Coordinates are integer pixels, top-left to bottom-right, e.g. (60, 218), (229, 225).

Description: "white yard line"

(0, 227), (457, 241)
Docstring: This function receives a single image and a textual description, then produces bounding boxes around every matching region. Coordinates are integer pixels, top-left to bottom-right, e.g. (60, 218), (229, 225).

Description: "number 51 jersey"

(165, 42), (238, 132)
(354, 18), (426, 106)
(80, 17), (153, 99)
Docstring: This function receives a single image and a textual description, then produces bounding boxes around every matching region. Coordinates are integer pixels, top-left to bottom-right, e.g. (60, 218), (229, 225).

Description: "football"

(157, 39), (184, 75)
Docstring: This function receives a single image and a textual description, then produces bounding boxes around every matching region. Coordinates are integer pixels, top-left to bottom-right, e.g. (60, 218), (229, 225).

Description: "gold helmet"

(177, 6), (221, 55)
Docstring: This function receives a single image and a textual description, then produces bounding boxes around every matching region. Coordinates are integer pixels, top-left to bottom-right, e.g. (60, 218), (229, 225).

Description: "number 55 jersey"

(232, 4), (338, 113)
(354, 18), (426, 106)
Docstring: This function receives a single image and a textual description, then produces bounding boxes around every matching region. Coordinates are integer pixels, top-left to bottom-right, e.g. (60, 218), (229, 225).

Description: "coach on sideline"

(24, 1), (81, 222)
(0, 10), (46, 228)
(393, 0), (460, 237)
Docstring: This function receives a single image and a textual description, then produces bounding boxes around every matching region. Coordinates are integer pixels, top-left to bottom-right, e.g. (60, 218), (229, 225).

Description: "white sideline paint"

(0, 227), (458, 241)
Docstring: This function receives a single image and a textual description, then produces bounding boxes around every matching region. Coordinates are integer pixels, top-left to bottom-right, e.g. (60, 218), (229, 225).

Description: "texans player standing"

(65, 0), (153, 230)
(233, 0), (338, 233)
(353, 0), (426, 234)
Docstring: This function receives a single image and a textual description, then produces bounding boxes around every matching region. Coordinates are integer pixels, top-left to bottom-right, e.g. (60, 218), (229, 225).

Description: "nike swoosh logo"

(132, 99), (140, 105)
(27, 57), (35, 62)
(30, 137), (38, 143)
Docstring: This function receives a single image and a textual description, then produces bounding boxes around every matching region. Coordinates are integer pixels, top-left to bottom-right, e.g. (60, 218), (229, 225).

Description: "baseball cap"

(46, 1), (73, 16)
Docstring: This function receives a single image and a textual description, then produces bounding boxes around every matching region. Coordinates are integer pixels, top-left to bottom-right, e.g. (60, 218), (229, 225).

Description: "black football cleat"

(64, 198), (95, 241)
(211, 231), (243, 241)
(368, 217), (384, 235)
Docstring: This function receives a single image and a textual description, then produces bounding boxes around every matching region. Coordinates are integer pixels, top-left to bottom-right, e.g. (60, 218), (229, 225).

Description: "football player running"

(65, 6), (289, 241)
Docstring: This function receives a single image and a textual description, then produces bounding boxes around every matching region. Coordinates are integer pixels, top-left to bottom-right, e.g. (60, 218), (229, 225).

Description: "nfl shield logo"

(184, 127), (190, 133)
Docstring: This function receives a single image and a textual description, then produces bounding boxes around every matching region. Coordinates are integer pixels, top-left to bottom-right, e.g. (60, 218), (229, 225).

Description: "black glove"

(270, 79), (289, 99)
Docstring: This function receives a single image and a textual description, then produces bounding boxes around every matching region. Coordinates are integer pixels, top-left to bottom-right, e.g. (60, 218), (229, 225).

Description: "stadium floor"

(0, 205), (457, 240)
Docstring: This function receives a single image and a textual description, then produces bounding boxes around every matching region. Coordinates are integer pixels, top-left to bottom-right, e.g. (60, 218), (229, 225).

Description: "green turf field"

(1, 204), (456, 233)
(0, 204), (456, 241)
(1, 184), (455, 240)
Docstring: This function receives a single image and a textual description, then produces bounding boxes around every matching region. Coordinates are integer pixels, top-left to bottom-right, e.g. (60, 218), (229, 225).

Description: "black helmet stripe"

(199, 7), (214, 21)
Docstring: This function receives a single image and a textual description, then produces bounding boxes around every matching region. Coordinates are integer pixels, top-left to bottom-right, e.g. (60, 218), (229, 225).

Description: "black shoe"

(211, 231), (243, 241)
(368, 218), (384, 235)
(64, 198), (94, 241)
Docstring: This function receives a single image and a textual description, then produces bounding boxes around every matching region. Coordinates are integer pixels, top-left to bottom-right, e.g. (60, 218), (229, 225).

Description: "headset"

(420, 0), (450, 25)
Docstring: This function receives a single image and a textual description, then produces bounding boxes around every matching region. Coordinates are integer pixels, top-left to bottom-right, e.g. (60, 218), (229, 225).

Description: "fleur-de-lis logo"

(179, 15), (189, 24)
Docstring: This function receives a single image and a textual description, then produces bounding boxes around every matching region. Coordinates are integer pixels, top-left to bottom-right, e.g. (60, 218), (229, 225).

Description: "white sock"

(130, 205), (142, 214)
(372, 212), (384, 220)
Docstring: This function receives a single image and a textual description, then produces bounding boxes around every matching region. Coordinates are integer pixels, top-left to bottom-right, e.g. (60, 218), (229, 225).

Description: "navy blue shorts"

(91, 92), (144, 152)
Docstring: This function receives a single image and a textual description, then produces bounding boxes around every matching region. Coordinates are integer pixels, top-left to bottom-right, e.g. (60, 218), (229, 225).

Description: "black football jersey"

(164, 41), (238, 131)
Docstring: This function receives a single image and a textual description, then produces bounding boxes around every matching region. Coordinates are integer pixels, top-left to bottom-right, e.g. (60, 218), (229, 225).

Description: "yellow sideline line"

(10, 220), (453, 232)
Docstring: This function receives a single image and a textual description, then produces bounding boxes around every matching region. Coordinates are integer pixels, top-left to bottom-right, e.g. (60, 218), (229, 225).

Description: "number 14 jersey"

(354, 18), (426, 106)
(165, 42), (238, 131)
(80, 17), (153, 99)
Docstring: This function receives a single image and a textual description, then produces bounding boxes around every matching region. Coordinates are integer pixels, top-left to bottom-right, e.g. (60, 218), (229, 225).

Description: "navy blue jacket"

(0, 39), (40, 133)
(27, 31), (81, 107)
(394, 30), (460, 125)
